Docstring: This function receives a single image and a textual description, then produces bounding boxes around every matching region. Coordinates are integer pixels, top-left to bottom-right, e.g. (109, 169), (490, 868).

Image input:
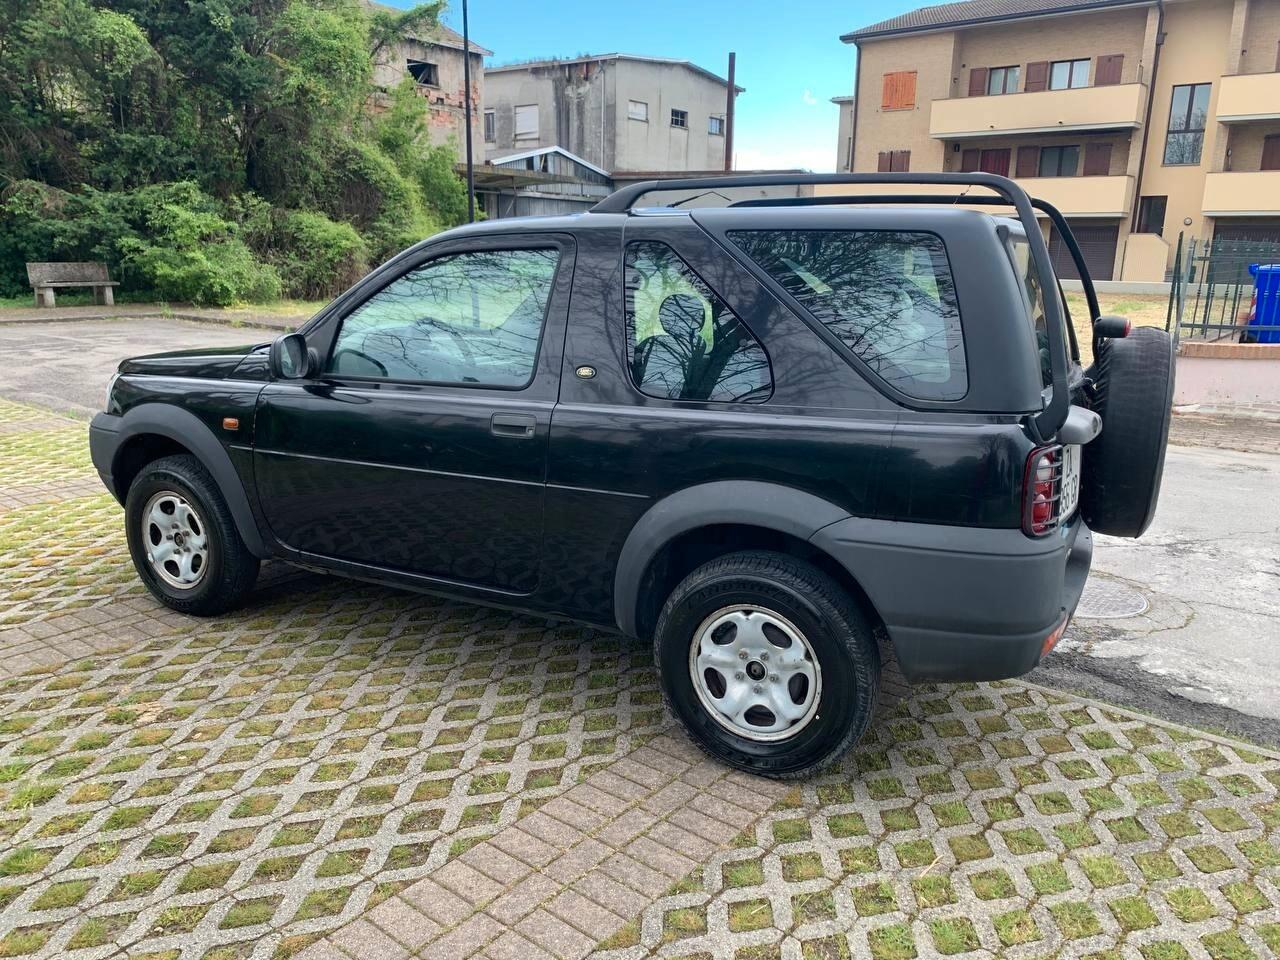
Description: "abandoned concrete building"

(483, 54), (742, 172)
(365, 1), (492, 150)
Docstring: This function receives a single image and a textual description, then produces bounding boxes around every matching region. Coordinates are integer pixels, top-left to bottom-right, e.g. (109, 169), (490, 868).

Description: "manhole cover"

(1075, 578), (1149, 619)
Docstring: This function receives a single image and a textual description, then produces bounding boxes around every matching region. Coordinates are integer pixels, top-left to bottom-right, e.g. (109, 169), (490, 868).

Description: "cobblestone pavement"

(4, 398), (1280, 960)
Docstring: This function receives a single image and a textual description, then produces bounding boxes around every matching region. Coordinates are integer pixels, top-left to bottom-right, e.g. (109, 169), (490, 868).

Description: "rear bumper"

(89, 413), (123, 501)
(811, 514), (1092, 682)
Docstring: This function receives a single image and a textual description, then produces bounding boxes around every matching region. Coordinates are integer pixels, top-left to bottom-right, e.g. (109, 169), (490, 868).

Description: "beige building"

(367, 1), (491, 151)
(837, 0), (1280, 281)
(483, 55), (740, 173)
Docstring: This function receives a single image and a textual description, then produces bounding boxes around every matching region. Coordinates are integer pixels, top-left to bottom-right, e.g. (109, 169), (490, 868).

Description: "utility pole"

(724, 52), (736, 171)
(462, 0), (476, 222)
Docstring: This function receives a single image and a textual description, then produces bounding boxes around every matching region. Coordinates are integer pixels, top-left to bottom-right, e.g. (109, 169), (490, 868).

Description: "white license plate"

(1060, 444), (1081, 519)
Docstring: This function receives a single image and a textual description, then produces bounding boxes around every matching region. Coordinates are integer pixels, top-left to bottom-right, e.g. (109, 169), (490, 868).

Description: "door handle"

(490, 413), (537, 439)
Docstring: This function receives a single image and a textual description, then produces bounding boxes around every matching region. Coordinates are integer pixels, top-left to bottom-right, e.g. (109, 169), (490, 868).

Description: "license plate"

(1060, 444), (1081, 519)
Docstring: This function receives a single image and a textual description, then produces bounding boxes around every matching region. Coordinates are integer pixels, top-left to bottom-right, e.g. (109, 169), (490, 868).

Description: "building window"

(708, 115), (725, 136)
(1136, 196), (1168, 236)
(1038, 145), (1080, 177)
(877, 150), (910, 172)
(671, 109), (688, 128)
(483, 110), (495, 142)
(881, 71), (917, 109)
(628, 100), (648, 122)
(1263, 134), (1280, 171)
(987, 65), (1020, 95)
(514, 104), (538, 140)
(406, 60), (439, 86)
(1164, 83), (1210, 165)
(1048, 58), (1090, 90)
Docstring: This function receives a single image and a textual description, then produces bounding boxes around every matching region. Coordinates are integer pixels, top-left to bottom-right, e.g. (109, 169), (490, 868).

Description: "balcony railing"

(1215, 73), (1280, 123)
(929, 84), (1146, 139)
(1202, 170), (1280, 216)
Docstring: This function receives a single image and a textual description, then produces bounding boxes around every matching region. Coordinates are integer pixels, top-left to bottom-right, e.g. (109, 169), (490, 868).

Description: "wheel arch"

(109, 406), (267, 557)
(613, 481), (884, 641)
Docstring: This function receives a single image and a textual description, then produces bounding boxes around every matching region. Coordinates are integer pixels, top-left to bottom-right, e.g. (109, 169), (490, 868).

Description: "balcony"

(1215, 73), (1280, 123)
(1016, 175), (1133, 218)
(929, 84), (1146, 139)
(1202, 170), (1280, 216)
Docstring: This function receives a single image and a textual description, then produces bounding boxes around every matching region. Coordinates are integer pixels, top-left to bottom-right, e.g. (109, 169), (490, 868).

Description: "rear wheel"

(125, 455), (259, 615)
(654, 551), (880, 779)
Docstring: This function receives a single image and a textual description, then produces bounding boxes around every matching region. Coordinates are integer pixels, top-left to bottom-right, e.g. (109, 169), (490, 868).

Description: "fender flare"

(612, 480), (851, 636)
(109, 405), (268, 557)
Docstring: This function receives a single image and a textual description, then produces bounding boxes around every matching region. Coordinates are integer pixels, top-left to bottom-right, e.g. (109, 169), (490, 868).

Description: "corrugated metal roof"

(843, 0), (1150, 42)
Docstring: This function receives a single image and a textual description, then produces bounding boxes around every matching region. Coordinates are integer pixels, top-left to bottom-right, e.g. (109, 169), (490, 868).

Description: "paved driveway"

(3, 321), (1280, 960)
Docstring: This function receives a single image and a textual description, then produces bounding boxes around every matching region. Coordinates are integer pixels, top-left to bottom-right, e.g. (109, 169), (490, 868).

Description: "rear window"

(1007, 235), (1055, 389)
(727, 230), (966, 401)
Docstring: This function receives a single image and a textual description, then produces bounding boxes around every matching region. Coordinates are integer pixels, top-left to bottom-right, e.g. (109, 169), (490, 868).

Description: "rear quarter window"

(727, 229), (967, 401)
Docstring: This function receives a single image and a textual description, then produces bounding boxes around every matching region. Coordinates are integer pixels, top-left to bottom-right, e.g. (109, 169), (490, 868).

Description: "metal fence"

(1168, 233), (1280, 343)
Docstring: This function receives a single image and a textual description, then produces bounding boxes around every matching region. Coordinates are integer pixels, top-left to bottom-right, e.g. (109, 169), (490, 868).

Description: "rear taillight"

(1023, 444), (1064, 537)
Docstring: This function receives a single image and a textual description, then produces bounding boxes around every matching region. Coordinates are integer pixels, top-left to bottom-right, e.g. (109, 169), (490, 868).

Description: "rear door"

(253, 234), (574, 594)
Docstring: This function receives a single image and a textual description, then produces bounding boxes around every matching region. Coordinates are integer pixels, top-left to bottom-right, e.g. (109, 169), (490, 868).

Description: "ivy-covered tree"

(0, 0), (469, 303)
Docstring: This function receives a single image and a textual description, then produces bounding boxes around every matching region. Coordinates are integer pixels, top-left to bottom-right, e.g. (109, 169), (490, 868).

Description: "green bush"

(122, 239), (281, 306)
(243, 207), (369, 300)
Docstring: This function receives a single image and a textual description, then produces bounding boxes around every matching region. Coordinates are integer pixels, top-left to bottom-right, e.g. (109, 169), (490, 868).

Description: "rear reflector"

(1041, 615), (1068, 658)
(1022, 445), (1064, 537)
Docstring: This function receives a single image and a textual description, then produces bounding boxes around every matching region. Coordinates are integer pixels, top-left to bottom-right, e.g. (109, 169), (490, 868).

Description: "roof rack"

(590, 172), (1080, 444)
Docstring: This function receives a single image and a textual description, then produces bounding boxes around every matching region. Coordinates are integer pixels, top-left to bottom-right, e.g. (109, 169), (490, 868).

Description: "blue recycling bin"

(1248, 263), (1280, 344)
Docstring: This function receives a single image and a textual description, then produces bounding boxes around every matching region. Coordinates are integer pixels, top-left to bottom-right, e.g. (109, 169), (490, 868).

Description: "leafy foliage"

(0, 0), (469, 302)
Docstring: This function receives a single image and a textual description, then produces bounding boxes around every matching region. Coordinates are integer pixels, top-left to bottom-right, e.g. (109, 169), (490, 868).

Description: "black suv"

(90, 174), (1174, 777)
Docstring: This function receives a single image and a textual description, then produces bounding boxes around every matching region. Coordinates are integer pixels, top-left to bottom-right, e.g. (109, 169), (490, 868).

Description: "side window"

(728, 230), (967, 401)
(624, 242), (772, 403)
(327, 248), (560, 388)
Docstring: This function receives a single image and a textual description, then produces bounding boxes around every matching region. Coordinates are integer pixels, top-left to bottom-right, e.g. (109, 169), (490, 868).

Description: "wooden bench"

(26, 262), (119, 308)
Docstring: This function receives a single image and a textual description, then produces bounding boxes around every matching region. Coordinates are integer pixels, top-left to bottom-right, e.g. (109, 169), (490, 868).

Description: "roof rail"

(590, 172), (1075, 444)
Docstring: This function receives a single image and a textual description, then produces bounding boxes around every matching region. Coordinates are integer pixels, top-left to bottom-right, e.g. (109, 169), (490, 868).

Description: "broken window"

(407, 59), (439, 86)
(708, 115), (725, 136)
(671, 109), (688, 129)
(628, 100), (649, 121)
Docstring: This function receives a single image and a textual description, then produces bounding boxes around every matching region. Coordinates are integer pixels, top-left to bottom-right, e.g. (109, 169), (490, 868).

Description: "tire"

(125, 455), (259, 616)
(653, 551), (880, 779)
(1081, 326), (1175, 538)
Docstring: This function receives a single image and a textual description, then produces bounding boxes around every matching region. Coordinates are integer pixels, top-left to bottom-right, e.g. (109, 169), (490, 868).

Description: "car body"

(90, 173), (1170, 777)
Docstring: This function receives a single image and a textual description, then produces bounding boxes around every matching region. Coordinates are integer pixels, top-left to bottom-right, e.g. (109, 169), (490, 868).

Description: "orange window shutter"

(881, 71), (917, 110)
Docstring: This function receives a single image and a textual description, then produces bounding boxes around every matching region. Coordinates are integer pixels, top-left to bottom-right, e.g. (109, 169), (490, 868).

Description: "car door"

(252, 233), (575, 595)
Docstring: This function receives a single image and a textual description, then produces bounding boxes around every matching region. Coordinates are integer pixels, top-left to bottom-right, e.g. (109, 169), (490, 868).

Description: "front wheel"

(125, 455), (259, 616)
(653, 551), (880, 779)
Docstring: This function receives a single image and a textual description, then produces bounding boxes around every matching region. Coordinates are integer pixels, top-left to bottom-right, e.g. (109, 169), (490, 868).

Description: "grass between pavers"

(607, 682), (1280, 960)
(0, 579), (666, 959)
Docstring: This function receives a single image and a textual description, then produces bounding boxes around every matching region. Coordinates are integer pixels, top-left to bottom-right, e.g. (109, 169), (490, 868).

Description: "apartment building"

(484, 55), (741, 172)
(366, 1), (491, 150)
(837, 0), (1280, 281)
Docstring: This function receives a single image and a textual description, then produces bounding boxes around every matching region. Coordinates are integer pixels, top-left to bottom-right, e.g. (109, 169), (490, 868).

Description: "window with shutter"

(960, 149), (980, 172)
(1095, 54), (1124, 86)
(979, 148), (1011, 176)
(968, 67), (989, 97)
(1016, 146), (1041, 178)
(878, 150), (911, 172)
(878, 152), (891, 172)
(514, 104), (539, 139)
(1083, 142), (1112, 175)
(881, 71), (917, 110)
(1024, 61), (1049, 93)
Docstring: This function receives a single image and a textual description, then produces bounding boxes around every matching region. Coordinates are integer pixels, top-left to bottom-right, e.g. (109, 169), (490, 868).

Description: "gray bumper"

(89, 413), (123, 501)
(811, 514), (1092, 682)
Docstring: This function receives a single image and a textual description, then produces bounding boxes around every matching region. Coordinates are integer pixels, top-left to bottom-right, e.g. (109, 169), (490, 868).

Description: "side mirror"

(269, 333), (317, 380)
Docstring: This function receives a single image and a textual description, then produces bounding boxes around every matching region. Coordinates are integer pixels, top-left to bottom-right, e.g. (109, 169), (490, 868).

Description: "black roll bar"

(590, 173), (1077, 442)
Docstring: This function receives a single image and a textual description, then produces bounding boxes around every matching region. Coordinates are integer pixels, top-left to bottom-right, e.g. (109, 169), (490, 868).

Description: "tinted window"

(1007, 235), (1053, 389)
(624, 242), (771, 403)
(729, 230), (966, 400)
(328, 249), (559, 387)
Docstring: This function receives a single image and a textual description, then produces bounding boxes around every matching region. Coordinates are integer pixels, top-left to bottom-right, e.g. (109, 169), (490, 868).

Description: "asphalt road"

(3, 316), (1278, 743)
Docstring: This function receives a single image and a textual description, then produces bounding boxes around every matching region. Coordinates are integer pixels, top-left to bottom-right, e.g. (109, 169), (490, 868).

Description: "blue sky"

(392, 0), (922, 172)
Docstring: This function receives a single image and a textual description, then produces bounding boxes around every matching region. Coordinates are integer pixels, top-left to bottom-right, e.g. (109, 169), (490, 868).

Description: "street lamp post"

(462, 0), (476, 222)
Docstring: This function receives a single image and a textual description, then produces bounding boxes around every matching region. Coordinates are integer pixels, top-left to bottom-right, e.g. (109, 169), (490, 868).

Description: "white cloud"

(802, 89), (818, 106)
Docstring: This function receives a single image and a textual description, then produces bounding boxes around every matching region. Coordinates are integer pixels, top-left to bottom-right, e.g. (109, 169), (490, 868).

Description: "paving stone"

(329, 918), (409, 959)
(546, 887), (625, 941)
(367, 896), (442, 950)
(418, 912), (503, 960)
(542, 837), (611, 884)
(484, 929), (556, 960)
(433, 859), (505, 907)
(571, 869), (651, 918)
(626, 835), (699, 879)
(539, 795), (608, 833)
(646, 820), (719, 861)
(595, 807), (659, 849)
(518, 810), (586, 849)
(486, 872), (560, 925)
(600, 851), (675, 898)
(489, 826), (560, 869)
(515, 907), (595, 960)
(641, 780), (699, 816)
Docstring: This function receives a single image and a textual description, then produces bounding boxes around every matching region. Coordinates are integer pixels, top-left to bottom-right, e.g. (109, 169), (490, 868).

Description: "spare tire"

(1080, 326), (1175, 538)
